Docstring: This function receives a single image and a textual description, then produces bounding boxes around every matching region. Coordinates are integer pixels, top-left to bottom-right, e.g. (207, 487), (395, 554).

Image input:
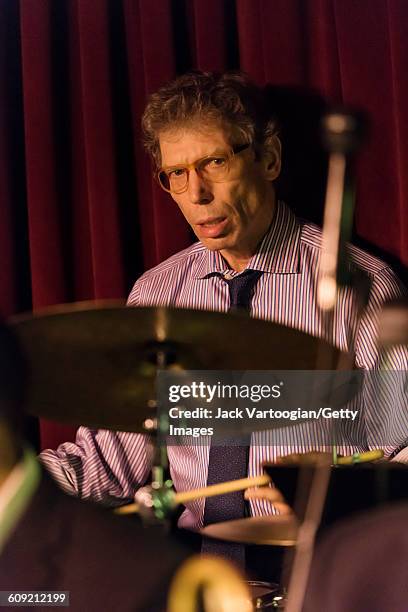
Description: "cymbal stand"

(138, 340), (180, 523)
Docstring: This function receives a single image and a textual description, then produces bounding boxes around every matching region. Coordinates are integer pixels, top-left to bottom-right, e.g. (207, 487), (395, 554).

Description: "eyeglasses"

(157, 143), (250, 194)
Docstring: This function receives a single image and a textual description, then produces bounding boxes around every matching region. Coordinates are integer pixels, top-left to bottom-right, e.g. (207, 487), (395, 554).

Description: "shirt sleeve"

(39, 428), (153, 506)
(354, 266), (407, 369)
(127, 277), (141, 306)
(39, 276), (155, 504)
(354, 266), (408, 459)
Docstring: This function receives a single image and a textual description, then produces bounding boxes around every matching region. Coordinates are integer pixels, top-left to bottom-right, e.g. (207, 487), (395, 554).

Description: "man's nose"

(187, 169), (213, 204)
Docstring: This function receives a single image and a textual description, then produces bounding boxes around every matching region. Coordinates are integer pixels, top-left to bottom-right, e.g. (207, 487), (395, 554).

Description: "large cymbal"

(201, 514), (299, 546)
(10, 302), (347, 433)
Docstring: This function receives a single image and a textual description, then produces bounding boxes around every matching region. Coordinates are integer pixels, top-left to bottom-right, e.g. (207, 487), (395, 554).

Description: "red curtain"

(1, 0), (407, 449)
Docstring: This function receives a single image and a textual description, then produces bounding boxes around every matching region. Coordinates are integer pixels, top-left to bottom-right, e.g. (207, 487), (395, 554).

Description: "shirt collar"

(192, 200), (301, 279)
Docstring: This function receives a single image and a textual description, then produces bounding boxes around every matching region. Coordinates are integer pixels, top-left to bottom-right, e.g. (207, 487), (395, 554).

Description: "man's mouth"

(196, 217), (228, 238)
(197, 216), (226, 225)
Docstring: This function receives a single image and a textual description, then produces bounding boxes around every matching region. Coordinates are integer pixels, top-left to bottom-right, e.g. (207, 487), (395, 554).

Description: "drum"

(248, 581), (287, 609)
(263, 462), (408, 529)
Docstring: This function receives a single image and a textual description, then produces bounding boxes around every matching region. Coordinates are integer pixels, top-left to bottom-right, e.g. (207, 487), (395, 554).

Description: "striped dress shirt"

(40, 201), (407, 529)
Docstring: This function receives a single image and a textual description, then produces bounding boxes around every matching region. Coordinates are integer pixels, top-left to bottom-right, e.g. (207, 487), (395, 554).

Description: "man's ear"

(262, 136), (281, 181)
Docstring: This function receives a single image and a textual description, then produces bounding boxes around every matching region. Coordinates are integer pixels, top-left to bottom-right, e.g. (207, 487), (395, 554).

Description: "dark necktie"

(201, 269), (263, 567)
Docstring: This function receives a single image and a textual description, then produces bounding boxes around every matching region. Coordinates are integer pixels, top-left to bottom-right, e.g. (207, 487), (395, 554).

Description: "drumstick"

(115, 451), (384, 516)
(114, 474), (271, 515)
(176, 474), (271, 504)
(115, 502), (140, 515)
(337, 449), (384, 465)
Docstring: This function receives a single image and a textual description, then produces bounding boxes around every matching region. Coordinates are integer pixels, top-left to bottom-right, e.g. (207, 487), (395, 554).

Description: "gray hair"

(142, 71), (278, 167)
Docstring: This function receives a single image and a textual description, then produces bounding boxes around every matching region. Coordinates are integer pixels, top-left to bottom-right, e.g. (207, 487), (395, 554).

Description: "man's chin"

(198, 235), (231, 251)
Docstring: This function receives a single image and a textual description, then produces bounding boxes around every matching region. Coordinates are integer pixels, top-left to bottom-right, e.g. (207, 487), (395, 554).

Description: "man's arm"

(354, 266), (408, 459)
(354, 266), (407, 370)
(40, 428), (153, 505)
(39, 274), (162, 503)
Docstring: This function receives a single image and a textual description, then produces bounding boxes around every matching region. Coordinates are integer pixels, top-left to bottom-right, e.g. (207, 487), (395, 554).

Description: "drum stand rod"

(286, 109), (367, 612)
(142, 339), (180, 521)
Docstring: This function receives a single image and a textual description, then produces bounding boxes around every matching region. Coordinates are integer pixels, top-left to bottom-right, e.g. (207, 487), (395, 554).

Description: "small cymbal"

(200, 514), (299, 546)
(10, 302), (348, 433)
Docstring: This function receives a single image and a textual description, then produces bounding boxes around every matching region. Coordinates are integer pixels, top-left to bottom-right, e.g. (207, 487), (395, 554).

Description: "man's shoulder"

(139, 242), (205, 283)
(299, 219), (394, 278)
(127, 241), (206, 305)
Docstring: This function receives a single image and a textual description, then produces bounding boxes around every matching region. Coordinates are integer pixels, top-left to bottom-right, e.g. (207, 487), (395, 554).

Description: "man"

(40, 71), (407, 533)
(0, 320), (189, 611)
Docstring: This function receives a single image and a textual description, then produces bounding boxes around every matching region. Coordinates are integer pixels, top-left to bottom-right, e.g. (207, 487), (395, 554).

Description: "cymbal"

(10, 302), (348, 433)
(200, 514), (299, 546)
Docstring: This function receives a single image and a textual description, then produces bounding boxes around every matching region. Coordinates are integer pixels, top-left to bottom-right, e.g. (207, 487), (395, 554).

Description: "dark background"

(1, 0), (407, 448)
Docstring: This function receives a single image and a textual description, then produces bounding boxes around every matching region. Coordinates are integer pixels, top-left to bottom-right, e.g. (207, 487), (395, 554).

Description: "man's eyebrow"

(162, 149), (230, 169)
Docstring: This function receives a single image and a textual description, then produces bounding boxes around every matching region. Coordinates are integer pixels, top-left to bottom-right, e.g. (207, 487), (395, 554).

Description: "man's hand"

(277, 451), (334, 465)
(244, 485), (293, 515)
(242, 452), (339, 515)
(243, 451), (336, 514)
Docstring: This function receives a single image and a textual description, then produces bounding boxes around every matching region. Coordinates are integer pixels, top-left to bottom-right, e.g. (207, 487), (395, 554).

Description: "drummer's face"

(159, 122), (280, 271)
